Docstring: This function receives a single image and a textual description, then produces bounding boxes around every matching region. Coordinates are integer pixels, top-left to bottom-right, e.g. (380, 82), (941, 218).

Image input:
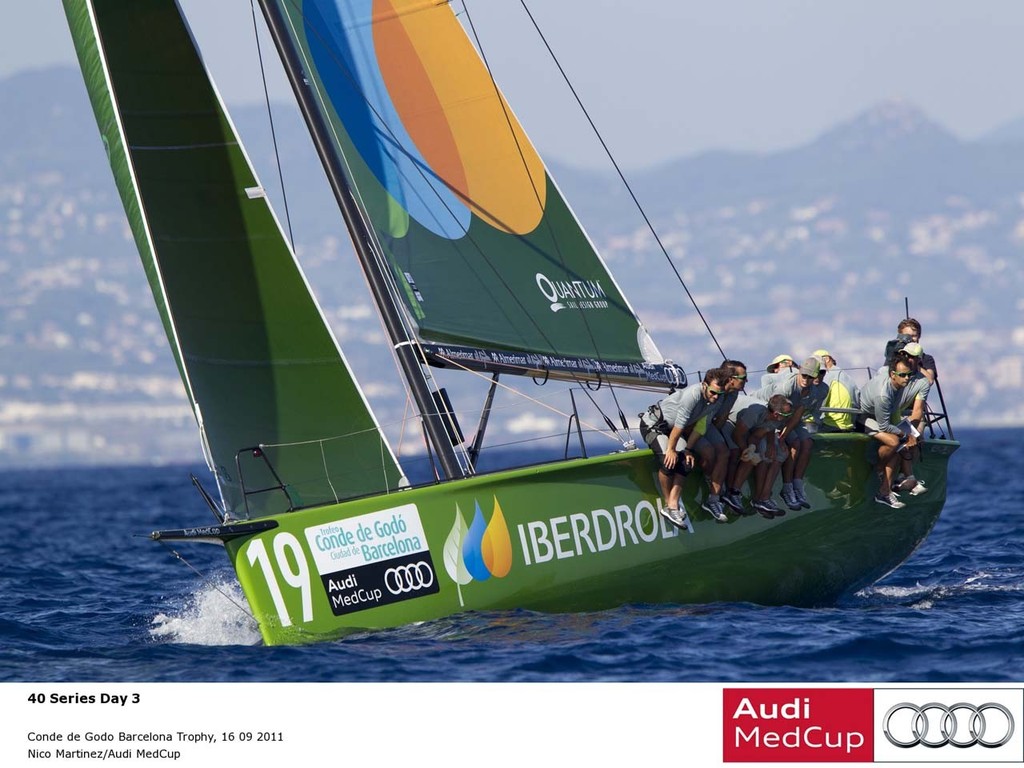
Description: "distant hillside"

(978, 116), (1024, 145)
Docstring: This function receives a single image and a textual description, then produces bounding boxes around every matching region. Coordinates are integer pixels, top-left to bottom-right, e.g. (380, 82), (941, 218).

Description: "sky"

(8, 1), (1024, 170)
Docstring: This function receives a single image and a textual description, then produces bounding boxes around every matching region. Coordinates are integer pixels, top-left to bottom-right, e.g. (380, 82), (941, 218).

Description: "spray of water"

(150, 577), (262, 646)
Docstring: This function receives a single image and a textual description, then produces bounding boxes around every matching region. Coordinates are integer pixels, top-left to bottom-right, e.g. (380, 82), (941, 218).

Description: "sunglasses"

(731, 374), (747, 381)
(773, 410), (793, 418)
(706, 385), (727, 396)
(891, 371), (913, 379)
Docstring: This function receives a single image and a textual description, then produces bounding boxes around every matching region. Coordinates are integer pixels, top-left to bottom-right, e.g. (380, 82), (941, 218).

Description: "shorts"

(756, 436), (787, 463)
(783, 424), (811, 445)
(706, 423), (738, 451)
(859, 416), (892, 436)
(640, 414), (691, 477)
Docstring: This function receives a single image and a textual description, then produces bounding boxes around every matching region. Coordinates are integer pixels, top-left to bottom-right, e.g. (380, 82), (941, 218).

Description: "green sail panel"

(264, 0), (663, 367)
(63, 0), (405, 518)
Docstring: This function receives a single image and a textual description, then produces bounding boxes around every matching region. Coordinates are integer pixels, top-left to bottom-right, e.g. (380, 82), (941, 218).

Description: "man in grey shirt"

(640, 368), (732, 525)
(720, 393), (793, 518)
(857, 357), (920, 508)
(753, 357), (828, 510)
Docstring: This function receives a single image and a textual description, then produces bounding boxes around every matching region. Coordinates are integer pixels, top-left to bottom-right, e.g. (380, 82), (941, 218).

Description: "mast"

(255, 0), (466, 480)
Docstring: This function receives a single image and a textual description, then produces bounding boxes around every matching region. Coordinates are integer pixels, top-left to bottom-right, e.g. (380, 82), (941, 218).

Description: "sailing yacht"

(62, 0), (957, 645)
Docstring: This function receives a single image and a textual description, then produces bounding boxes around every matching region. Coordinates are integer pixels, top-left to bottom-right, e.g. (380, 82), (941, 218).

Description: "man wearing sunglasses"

(640, 367), (733, 525)
(720, 394), (793, 518)
(706, 360), (748, 513)
(885, 345), (932, 496)
(753, 357), (829, 511)
(857, 358), (919, 508)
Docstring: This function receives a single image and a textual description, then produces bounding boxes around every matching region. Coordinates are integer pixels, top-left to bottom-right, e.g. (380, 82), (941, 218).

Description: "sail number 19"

(245, 533), (314, 626)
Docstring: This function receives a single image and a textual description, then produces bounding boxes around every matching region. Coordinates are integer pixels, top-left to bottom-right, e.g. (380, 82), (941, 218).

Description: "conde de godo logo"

(723, 688), (1023, 763)
(443, 497), (513, 606)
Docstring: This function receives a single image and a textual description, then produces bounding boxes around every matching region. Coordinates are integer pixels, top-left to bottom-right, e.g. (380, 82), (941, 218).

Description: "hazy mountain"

(978, 116), (1024, 146)
(1, 66), (1021, 466)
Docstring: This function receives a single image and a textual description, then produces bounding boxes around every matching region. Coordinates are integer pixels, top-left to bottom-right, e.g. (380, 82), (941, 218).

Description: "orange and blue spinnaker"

(304, 0), (546, 239)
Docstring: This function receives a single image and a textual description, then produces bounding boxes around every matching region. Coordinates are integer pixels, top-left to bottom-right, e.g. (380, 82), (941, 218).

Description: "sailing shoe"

(660, 505), (682, 525)
(752, 499), (775, 519)
(722, 489), (746, 513)
(874, 491), (907, 509)
(908, 481), (928, 496)
(780, 486), (802, 511)
(702, 497), (729, 522)
(661, 507), (692, 532)
(766, 498), (786, 517)
(896, 475), (917, 492)
(793, 485), (811, 509)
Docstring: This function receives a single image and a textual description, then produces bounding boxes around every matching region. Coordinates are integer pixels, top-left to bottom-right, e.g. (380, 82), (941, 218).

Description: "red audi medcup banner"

(723, 688), (874, 762)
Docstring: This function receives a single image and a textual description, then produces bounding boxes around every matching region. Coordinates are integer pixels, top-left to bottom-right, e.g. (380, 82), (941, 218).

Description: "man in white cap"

(753, 357), (828, 510)
(760, 353), (795, 388)
(812, 349), (859, 432)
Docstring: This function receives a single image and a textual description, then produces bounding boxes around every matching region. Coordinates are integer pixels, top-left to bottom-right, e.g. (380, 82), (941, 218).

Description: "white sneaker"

(660, 506), (693, 532)
(874, 491), (906, 509)
(660, 505), (682, 524)
(896, 475), (917, 492)
(909, 482), (928, 496)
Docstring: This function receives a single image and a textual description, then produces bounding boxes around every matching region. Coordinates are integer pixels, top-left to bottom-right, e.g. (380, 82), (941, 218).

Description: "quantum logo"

(443, 497), (513, 606)
(536, 273), (609, 313)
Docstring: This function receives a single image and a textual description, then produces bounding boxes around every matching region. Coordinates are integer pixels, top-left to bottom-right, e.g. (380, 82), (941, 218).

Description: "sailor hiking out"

(639, 367), (733, 526)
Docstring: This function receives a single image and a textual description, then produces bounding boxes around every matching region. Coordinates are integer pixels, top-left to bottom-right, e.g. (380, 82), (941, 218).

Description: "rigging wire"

(273, 0), (640, 455)
(153, 539), (260, 628)
(249, 0), (296, 249)
(276, 0), (648, 389)
(517, 0), (726, 361)
(461, 0), (628, 442)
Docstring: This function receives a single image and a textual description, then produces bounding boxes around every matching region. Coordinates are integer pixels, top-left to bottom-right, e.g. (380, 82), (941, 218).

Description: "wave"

(149, 577), (261, 646)
(855, 569), (1024, 609)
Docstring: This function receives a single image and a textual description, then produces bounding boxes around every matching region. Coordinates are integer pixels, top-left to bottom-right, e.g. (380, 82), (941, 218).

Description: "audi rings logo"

(384, 561), (435, 595)
(883, 702), (1015, 749)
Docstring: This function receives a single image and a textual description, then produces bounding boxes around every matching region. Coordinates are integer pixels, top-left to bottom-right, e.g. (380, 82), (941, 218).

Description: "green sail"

(262, 0), (664, 371)
(63, 0), (406, 518)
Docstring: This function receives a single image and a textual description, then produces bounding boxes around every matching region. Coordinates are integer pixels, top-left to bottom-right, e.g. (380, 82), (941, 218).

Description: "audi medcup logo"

(304, 504), (440, 616)
(875, 689), (1023, 763)
(883, 702), (1014, 749)
(384, 561), (436, 595)
(723, 688), (874, 762)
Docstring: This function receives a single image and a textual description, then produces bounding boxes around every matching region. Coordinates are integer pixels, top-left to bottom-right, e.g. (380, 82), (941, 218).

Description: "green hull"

(218, 434), (958, 646)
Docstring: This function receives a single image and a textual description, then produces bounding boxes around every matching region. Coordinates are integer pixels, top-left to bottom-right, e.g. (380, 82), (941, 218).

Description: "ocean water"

(2, 427), (1022, 683)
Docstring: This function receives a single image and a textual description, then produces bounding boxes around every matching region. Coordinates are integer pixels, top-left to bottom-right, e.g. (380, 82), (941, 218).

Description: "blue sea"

(2, 427), (1021, 683)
